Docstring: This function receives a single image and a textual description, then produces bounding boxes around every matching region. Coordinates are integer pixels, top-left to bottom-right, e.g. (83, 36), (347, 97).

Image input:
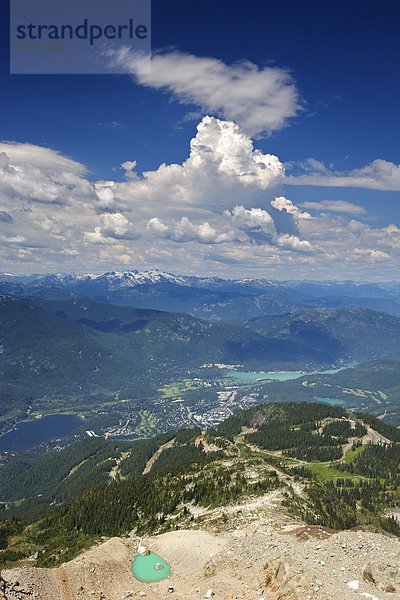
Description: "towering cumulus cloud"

(103, 115), (285, 220)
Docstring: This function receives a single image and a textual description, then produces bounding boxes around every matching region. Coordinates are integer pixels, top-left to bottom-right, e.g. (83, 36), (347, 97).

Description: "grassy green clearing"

(135, 410), (160, 435)
(236, 438), (317, 468)
(236, 442), (252, 458)
(344, 444), (368, 463)
(242, 440), (365, 481)
(306, 462), (362, 482)
(236, 426), (368, 481)
(158, 379), (205, 400)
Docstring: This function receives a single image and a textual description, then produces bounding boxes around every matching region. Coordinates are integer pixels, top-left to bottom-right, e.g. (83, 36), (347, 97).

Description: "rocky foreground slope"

(1, 490), (399, 600)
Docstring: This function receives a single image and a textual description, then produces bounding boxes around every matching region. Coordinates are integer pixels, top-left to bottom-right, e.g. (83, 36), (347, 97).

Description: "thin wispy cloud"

(286, 158), (400, 191)
(300, 200), (367, 214)
(96, 121), (125, 128)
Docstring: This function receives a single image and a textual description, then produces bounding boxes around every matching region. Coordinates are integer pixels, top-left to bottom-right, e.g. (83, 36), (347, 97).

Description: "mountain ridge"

(1, 401), (399, 600)
(2, 270), (400, 322)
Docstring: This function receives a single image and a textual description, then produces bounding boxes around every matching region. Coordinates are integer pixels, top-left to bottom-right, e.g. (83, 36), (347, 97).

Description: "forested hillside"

(246, 308), (400, 362)
(1, 402), (399, 568)
(0, 294), (328, 421)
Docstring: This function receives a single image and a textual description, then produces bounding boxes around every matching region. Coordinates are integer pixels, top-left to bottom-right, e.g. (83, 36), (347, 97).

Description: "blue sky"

(0, 0), (400, 279)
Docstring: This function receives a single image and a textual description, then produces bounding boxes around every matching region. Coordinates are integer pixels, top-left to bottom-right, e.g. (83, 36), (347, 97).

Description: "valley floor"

(2, 489), (399, 600)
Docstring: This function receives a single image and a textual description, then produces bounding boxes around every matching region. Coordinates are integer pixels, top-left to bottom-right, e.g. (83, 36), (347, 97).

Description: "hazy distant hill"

(36, 296), (327, 368)
(310, 358), (400, 391)
(1, 293), (400, 427)
(298, 294), (400, 317)
(284, 279), (400, 300)
(0, 294), (330, 419)
(246, 308), (400, 362)
(253, 359), (400, 426)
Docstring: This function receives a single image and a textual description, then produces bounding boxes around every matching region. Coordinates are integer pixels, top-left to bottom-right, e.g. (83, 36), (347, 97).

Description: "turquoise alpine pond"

(132, 551), (171, 582)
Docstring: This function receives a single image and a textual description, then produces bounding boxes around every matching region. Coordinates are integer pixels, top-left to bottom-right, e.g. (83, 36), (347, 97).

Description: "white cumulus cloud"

(0, 121), (399, 279)
(112, 49), (301, 137)
(277, 234), (313, 252)
(271, 196), (313, 220)
(0, 143), (93, 206)
(121, 160), (137, 171)
(228, 205), (276, 232)
(109, 116), (284, 220)
(147, 216), (236, 244)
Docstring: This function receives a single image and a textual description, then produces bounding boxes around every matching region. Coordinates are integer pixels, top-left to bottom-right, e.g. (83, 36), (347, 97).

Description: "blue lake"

(0, 414), (82, 453)
(313, 397), (344, 405)
(225, 363), (356, 383)
(226, 370), (308, 382)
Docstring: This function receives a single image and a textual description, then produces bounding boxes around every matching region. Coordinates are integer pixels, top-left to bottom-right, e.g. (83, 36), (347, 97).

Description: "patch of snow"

(347, 580), (359, 590)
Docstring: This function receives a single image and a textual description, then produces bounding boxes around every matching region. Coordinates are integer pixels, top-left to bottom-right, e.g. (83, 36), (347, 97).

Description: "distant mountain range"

(0, 291), (399, 417)
(0, 270), (399, 430)
(0, 294), (330, 416)
(1, 270), (400, 322)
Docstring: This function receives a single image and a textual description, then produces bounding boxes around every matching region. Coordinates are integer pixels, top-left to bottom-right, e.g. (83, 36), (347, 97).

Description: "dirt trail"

(50, 569), (63, 600)
(142, 438), (175, 475)
(240, 423), (388, 469)
(57, 567), (75, 600)
(2, 425), (399, 600)
(110, 451), (130, 480)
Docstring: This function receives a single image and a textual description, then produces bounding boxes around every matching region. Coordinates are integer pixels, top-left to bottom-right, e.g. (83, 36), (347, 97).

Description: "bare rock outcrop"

(1, 494), (400, 600)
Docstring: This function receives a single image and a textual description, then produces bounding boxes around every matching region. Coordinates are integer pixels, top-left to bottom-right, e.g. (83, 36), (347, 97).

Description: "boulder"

(137, 545), (149, 556)
(362, 565), (375, 583)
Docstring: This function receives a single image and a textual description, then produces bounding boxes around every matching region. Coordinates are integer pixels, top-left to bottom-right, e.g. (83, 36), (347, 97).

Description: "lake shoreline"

(225, 363), (357, 383)
(0, 413), (83, 454)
